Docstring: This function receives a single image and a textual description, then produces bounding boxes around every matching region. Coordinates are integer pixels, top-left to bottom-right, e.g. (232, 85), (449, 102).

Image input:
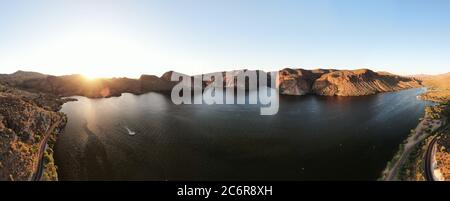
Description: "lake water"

(54, 88), (432, 180)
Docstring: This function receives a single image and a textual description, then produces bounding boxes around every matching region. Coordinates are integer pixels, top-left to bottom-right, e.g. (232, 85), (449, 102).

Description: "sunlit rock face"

(278, 68), (334, 95)
(277, 68), (421, 96)
(312, 69), (422, 96)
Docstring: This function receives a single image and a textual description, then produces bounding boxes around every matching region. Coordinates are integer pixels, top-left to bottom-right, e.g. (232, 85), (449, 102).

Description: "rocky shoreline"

(0, 69), (423, 181)
(380, 72), (450, 181)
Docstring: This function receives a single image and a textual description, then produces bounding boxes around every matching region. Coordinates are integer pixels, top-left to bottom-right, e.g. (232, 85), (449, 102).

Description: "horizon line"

(2, 67), (448, 79)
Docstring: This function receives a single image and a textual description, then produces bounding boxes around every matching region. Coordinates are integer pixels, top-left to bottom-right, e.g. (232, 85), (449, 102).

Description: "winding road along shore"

(424, 136), (438, 181)
(31, 118), (62, 181)
(424, 126), (449, 181)
(384, 117), (443, 181)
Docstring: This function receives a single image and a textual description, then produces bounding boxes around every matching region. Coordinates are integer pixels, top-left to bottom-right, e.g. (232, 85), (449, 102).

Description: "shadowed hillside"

(1, 71), (176, 98)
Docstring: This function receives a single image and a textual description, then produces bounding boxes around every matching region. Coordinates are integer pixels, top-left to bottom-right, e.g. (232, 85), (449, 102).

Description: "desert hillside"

(0, 71), (176, 98)
(0, 69), (422, 98)
(418, 73), (450, 102)
(279, 68), (422, 96)
(0, 84), (67, 181)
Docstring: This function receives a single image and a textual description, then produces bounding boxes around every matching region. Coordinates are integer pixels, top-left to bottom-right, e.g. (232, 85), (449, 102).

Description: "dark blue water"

(54, 88), (431, 180)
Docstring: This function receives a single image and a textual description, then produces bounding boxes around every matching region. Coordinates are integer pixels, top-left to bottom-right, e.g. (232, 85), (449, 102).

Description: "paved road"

(424, 136), (438, 181)
(424, 126), (448, 181)
(31, 118), (62, 181)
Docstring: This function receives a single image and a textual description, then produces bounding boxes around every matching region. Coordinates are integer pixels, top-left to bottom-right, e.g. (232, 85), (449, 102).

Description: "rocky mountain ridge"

(279, 68), (421, 96)
(0, 69), (422, 98)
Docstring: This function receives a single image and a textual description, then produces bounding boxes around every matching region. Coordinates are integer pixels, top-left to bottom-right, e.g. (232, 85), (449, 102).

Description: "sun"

(81, 72), (103, 80)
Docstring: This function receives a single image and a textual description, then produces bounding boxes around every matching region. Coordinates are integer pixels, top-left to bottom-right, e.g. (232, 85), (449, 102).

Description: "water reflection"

(54, 88), (432, 180)
(80, 121), (113, 180)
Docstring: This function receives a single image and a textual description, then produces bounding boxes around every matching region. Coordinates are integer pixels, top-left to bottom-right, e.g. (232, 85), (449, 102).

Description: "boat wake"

(124, 126), (136, 136)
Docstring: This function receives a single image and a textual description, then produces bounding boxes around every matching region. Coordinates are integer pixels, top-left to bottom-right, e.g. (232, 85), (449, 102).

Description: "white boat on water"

(125, 126), (136, 136)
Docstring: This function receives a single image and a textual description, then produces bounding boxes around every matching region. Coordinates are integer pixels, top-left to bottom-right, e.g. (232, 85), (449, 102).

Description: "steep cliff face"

(312, 69), (422, 96)
(278, 68), (421, 96)
(0, 85), (67, 181)
(278, 68), (334, 95)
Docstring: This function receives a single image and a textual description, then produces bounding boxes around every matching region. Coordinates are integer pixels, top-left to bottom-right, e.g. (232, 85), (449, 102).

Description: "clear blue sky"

(0, 0), (449, 78)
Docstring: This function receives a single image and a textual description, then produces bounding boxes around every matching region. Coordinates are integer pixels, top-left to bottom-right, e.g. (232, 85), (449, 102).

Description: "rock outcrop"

(278, 68), (422, 96)
(278, 68), (335, 95)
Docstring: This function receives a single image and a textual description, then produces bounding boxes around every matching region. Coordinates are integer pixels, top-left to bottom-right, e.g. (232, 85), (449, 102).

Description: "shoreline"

(50, 86), (425, 181)
(380, 88), (448, 181)
(379, 111), (443, 180)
